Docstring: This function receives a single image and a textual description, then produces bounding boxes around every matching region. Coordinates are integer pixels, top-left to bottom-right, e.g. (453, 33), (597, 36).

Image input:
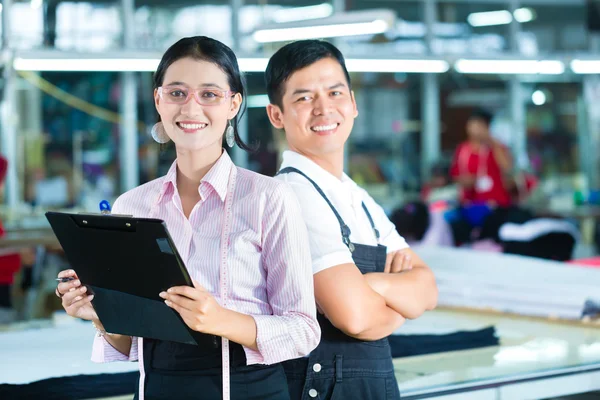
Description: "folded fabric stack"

(390, 326), (499, 358)
(414, 246), (600, 320)
(1, 321), (138, 400)
(0, 372), (138, 400)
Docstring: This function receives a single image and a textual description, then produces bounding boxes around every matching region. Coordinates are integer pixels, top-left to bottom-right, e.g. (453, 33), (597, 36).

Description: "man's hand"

(384, 251), (413, 274)
(456, 175), (477, 188)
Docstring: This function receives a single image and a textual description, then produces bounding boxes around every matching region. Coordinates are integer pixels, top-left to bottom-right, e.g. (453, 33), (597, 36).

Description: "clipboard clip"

(75, 200), (132, 218)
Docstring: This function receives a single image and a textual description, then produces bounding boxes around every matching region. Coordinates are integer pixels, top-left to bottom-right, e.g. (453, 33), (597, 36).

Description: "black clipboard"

(46, 211), (218, 347)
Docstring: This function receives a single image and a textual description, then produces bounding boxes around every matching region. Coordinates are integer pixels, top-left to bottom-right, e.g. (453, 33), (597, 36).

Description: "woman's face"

(154, 57), (242, 153)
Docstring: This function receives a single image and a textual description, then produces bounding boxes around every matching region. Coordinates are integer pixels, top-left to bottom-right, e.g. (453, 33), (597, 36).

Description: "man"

(265, 40), (438, 400)
(450, 109), (513, 207)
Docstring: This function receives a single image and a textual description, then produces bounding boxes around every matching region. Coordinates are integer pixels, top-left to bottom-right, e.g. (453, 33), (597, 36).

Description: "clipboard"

(45, 211), (218, 347)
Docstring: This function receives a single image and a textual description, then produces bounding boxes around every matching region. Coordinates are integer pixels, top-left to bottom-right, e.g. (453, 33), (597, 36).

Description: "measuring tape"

(219, 166), (237, 400)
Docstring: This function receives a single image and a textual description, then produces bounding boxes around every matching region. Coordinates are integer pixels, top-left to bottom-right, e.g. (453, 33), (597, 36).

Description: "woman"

(55, 36), (320, 400)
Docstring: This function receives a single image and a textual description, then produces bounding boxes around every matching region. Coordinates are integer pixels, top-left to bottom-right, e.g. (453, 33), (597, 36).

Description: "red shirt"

(450, 142), (511, 207)
(0, 222), (21, 285)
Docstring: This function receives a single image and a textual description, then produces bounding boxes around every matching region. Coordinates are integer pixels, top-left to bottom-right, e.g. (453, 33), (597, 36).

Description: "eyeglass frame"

(156, 85), (236, 106)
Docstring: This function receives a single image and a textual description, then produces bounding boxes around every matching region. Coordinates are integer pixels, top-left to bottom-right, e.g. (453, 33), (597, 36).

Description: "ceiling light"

(532, 90), (546, 106)
(253, 9), (395, 43)
(468, 10), (512, 27)
(14, 56), (270, 72)
(13, 53), (447, 74)
(30, 0), (43, 10)
(237, 58), (269, 72)
(14, 58), (160, 72)
(455, 59), (564, 75)
(467, 8), (536, 27)
(570, 59), (600, 74)
(346, 59), (449, 73)
(514, 8), (536, 23)
(272, 3), (333, 23)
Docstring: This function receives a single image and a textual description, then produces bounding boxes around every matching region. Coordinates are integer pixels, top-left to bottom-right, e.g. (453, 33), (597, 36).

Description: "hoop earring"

(150, 122), (170, 144)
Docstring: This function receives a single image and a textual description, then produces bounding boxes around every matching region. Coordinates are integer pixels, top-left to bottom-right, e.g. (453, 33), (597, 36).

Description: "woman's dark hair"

(390, 201), (430, 242)
(154, 36), (253, 151)
(265, 40), (351, 110)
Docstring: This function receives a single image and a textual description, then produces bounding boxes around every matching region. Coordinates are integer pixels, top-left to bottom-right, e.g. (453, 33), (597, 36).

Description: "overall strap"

(361, 202), (380, 242)
(277, 167), (354, 252)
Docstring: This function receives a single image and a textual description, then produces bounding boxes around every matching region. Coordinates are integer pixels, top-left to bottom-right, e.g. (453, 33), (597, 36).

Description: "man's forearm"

(492, 144), (512, 173)
(365, 268), (438, 319)
(351, 305), (405, 341)
(455, 175), (476, 188)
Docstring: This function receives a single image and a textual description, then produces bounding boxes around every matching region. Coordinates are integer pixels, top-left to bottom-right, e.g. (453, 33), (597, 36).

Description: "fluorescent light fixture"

(254, 20), (387, 42)
(455, 59), (564, 75)
(253, 9), (395, 43)
(468, 10), (512, 27)
(237, 58), (269, 72)
(272, 3), (333, 23)
(346, 59), (449, 73)
(247, 94), (271, 108)
(14, 58), (160, 72)
(0, 4), (3, 12)
(467, 8), (535, 27)
(570, 59), (600, 74)
(514, 8), (536, 23)
(532, 90), (546, 106)
(30, 0), (43, 10)
(394, 20), (468, 38)
(13, 53), (447, 74)
(14, 57), (270, 72)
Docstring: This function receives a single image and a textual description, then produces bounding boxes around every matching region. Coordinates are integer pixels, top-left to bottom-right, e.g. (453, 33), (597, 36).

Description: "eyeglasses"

(157, 85), (235, 106)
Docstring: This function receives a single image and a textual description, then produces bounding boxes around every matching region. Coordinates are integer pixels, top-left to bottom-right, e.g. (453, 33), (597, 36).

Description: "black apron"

(277, 167), (401, 400)
(135, 165), (290, 400)
(135, 338), (289, 400)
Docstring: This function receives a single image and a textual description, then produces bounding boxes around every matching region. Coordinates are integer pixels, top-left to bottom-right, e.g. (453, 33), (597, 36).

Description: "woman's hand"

(160, 279), (225, 336)
(56, 269), (98, 322)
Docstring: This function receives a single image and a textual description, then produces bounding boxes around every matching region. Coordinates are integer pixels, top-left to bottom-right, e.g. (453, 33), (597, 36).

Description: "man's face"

(466, 118), (490, 142)
(267, 57), (358, 159)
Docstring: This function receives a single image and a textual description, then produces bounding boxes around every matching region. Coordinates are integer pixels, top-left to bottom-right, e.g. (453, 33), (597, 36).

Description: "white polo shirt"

(275, 150), (409, 275)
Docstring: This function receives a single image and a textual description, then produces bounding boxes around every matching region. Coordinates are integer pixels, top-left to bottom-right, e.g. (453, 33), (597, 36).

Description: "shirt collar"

(156, 151), (233, 205)
(202, 150), (233, 202)
(280, 150), (353, 193)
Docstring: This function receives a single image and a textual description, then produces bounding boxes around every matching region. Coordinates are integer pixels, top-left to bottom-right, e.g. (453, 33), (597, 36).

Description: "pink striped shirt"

(91, 151), (320, 366)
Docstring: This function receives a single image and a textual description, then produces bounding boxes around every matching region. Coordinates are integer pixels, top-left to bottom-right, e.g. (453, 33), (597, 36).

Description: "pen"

(55, 277), (76, 283)
(99, 200), (112, 215)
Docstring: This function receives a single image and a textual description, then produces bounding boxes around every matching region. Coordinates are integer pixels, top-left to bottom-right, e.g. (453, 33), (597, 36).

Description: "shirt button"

(308, 389), (318, 398)
(312, 363), (322, 372)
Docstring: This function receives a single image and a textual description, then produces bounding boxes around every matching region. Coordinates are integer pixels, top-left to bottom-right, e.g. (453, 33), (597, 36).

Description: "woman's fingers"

(56, 270), (80, 296)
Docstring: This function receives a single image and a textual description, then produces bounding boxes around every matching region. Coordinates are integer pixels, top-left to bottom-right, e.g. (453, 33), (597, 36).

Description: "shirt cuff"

(244, 314), (318, 366)
(91, 334), (138, 363)
(312, 251), (354, 275)
(243, 315), (278, 365)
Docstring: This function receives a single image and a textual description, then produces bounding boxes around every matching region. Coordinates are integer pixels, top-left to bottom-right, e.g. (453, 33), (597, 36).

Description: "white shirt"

(275, 151), (409, 274)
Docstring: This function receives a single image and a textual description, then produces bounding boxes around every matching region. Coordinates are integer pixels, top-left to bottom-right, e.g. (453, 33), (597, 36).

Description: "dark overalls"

(278, 167), (401, 400)
(135, 338), (289, 400)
